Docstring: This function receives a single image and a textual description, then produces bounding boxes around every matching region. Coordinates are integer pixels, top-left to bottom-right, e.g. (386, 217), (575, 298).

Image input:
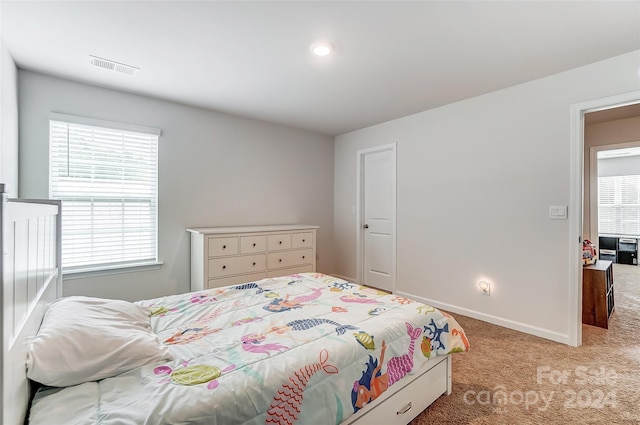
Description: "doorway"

(356, 143), (396, 292)
(570, 91), (640, 346)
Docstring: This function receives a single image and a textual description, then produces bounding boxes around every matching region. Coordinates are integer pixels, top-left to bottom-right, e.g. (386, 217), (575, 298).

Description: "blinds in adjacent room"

(49, 115), (160, 272)
(598, 174), (640, 236)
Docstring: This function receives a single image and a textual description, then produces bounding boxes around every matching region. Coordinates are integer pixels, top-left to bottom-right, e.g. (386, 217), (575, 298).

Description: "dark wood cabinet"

(582, 260), (614, 329)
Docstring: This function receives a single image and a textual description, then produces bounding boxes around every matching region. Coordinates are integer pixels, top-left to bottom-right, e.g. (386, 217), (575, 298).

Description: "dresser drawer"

(209, 254), (266, 278)
(207, 272), (267, 289)
(208, 237), (239, 257)
(268, 234), (291, 251)
(266, 265), (313, 278)
(267, 248), (312, 269)
(240, 235), (266, 254)
(291, 232), (313, 249)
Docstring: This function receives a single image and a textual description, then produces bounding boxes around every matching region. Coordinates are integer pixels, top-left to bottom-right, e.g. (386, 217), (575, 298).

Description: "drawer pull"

(279, 259), (282, 262)
(302, 239), (305, 242)
(302, 256), (305, 259)
(279, 241), (282, 245)
(223, 245), (226, 249)
(222, 265), (226, 270)
(397, 402), (412, 415)
(252, 262), (256, 266)
(253, 243), (256, 247)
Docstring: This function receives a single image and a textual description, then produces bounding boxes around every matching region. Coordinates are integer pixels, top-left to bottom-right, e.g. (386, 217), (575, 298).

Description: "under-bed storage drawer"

(209, 254), (266, 278)
(347, 357), (448, 425)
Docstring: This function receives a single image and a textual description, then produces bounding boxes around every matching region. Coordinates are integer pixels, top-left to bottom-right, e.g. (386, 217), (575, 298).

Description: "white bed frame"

(1, 185), (62, 425)
(0, 184), (451, 425)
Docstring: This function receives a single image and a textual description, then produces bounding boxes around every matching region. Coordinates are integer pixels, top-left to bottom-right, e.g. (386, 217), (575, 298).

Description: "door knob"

(363, 224), (369, 229)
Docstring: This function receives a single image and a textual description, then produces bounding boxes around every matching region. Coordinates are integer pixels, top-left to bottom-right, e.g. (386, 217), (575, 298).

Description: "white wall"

(0, 41), (18, 196)
(19, 71), (335, 301)
(334, 50), (640, 344)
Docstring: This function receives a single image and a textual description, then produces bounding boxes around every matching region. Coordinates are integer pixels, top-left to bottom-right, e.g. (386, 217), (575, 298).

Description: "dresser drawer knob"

(222, 265), (226, 269)
(397, 402), (412, 415)
(223, 245), (226, 249)
(279, 259), (282, 262)
(253, 243), (256, 247)
(253, 262), (256, 266)
(279, 241), (282, 245)
(302, 256), (305, 259)
(302, 239), (305, 242)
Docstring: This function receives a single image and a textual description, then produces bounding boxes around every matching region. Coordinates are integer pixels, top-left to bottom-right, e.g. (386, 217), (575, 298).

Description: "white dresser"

(187, 225), (318, 291)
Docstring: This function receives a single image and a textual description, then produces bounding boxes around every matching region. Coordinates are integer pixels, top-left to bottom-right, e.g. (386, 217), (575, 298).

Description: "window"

(598, 147), (640, 237)
(598, 175), (640, 236)
(49, 114), (160, 274)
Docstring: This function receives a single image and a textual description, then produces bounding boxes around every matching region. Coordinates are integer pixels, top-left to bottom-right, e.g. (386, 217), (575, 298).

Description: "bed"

(0, 186), (62, 425)
(1, 189), (469, 425)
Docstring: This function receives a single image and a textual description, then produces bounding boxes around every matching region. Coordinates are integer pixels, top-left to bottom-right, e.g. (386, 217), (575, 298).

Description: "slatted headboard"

(0, 184), (62, 425)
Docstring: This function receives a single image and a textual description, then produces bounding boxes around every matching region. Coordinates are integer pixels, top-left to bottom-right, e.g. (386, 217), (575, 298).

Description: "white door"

(358, 144), (396, 292)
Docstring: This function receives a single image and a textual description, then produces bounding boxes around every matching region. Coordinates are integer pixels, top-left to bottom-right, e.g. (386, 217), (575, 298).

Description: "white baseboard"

(395, 290), (571, 345)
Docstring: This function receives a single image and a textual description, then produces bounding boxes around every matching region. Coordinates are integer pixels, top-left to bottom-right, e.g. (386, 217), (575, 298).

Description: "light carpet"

(411, 263), (640, 425)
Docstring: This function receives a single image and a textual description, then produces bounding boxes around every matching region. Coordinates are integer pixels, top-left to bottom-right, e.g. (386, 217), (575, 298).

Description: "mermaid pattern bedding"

(30, 273), (469, 425)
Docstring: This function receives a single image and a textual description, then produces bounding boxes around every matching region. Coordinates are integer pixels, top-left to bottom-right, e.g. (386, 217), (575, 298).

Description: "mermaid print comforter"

(30, 273), (469, 425)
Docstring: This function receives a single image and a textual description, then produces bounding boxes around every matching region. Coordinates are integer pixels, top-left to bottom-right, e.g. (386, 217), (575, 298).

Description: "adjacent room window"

(49, 114), (160, 273)
(598, 148), (640, 236)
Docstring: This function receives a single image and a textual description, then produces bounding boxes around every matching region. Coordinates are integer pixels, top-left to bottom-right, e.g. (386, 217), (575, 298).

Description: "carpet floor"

(410, 263), (640, 425)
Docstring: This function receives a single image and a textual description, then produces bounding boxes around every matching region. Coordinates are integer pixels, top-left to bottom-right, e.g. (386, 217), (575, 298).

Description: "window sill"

(63, 261), (164, 280)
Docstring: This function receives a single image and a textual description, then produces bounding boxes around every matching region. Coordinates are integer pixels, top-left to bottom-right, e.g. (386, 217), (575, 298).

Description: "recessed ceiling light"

(311, 43), (333, 57)
(89, 55), (139, 75)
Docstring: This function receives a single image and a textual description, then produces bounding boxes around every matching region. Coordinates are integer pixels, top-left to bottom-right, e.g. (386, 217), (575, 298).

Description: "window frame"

(48, 112), (162, 277)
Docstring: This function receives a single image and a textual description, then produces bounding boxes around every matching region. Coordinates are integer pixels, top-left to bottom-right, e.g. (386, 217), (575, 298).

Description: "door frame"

(356, 143), (397, 291)
(569, 90), (640, 347)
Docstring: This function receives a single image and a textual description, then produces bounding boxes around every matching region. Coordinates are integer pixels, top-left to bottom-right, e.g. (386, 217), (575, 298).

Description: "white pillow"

(27, 296), (174, 387)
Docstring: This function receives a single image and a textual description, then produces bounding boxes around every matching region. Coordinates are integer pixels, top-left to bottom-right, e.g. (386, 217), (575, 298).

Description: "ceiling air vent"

(89, 55), (139, 75)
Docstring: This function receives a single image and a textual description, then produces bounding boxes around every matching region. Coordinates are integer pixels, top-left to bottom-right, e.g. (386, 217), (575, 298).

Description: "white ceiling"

(2, 1), (640, 136)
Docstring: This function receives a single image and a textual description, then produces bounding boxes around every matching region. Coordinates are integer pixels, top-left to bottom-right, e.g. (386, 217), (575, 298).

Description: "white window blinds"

(49, 116), (159, 272)
(598, 175), (640, 236)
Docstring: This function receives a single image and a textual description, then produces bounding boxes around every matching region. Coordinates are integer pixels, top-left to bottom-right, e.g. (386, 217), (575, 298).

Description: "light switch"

(549, 205), (568, 220)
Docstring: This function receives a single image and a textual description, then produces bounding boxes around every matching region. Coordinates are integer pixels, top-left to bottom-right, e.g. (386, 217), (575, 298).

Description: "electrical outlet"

(479, 280), (490, 296)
